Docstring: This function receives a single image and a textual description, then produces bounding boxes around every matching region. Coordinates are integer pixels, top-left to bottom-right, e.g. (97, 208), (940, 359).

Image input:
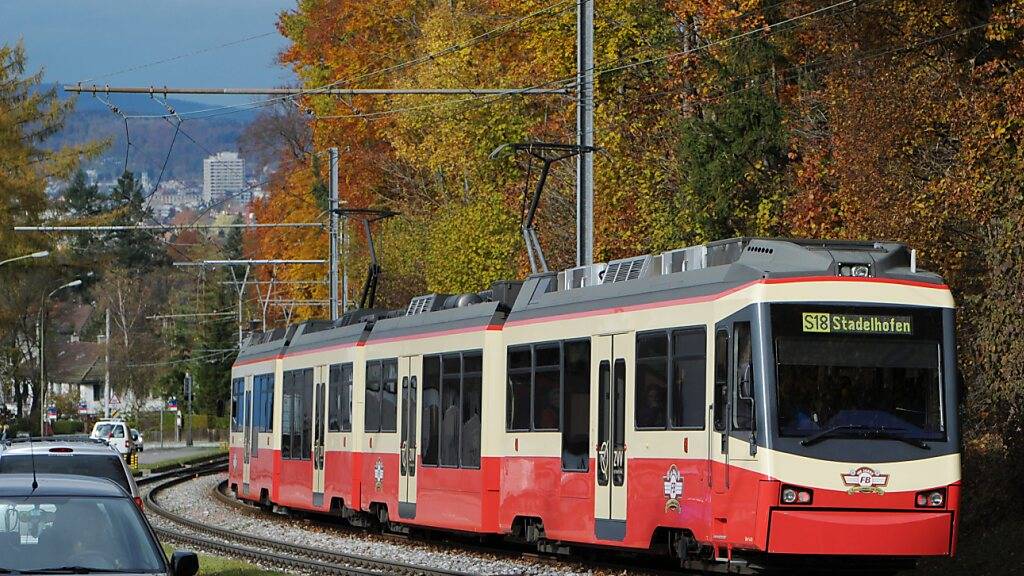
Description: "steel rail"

(146, 465), (474, 576)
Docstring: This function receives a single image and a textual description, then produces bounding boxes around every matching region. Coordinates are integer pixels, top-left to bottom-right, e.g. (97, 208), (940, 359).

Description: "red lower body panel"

(768, 510), (953, 556)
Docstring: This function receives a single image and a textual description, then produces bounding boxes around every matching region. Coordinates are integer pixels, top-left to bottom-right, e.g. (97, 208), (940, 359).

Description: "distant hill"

(46, 83), (259, 185)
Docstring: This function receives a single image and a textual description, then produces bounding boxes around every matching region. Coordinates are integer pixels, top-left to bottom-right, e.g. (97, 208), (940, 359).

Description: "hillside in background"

(49, 84), (258, 184)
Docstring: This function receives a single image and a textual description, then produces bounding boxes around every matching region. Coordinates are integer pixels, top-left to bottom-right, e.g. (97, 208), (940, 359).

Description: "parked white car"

(89, 419), (133, 455)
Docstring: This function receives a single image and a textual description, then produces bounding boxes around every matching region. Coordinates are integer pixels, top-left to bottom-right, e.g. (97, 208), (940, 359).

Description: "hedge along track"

(144, 464), (478, 576)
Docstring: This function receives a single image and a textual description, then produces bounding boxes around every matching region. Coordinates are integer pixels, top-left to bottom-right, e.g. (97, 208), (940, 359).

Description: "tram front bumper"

(766, 509), (954, 556)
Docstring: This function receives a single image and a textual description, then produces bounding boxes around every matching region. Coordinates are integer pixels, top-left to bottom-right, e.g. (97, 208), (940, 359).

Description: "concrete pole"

(38, 297), (45, 436)
(104, 307), (111, 418)
(342, 217), (349, 312)
(159, 398), (164, 449)
(329, 147), (340, 321)
(576, 0), (595, 267)
(185, 372), (193, 447)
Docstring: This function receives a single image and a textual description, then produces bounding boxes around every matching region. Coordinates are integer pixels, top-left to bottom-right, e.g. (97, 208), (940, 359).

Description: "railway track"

(145, 463), (478, 576)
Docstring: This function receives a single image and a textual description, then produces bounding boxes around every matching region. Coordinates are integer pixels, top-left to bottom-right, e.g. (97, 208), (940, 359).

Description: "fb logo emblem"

(841, 467), (889, 495)
(663, 465), (683, 512)
(374, 459), (385, 491)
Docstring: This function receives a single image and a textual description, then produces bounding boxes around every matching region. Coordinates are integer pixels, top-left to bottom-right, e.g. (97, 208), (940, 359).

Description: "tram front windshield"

(772, 304), (946, 441)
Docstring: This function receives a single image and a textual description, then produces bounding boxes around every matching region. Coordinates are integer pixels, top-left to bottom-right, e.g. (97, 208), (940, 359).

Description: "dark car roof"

(2, 442), (118, 456)
(0, 473), (128, 498)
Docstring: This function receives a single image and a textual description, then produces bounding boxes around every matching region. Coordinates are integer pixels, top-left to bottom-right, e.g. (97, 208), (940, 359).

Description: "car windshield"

(0, 455), (131, 494)
(0, 495), (165, 573)
(93, 424), (114, 437)
(773, 304), (946, 441)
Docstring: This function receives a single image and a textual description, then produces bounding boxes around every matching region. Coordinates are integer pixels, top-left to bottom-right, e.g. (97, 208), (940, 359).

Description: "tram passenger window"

(421, 356), (441, 466)
(381, 359), (398, 433)
(461, 352), (483, 469)
(636, 333), (668, 429)
(340, 364), (352, 432)
(441, 355), (461, 467)
(281, 372), (293, 459)
(281, 368), (312, 461)
(302, 369), (313, 460)
(268, 374), (275, 432)
(328, 363), (352, 432)
(561, 340), (591, 472)
(365, 361), (382, 432)
(230, 378), (243, 432)
(329, 365), (341, 432)
(533, 344), (561, 431)
(671, 329), (706, 429)
(714, 330), (729, 431)
(733, 322), (754, 431)
(506, 347), (531, 431)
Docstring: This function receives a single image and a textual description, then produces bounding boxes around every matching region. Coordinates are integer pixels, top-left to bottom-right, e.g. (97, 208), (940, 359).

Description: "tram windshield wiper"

(800, 424), (930, 449)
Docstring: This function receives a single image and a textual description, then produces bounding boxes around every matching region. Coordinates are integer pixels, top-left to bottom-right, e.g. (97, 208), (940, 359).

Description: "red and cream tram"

(229, 237), (960, 573)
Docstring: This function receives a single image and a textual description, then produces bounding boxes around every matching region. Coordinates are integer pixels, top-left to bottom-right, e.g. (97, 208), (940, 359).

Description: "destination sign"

(802, 312), (913, 335)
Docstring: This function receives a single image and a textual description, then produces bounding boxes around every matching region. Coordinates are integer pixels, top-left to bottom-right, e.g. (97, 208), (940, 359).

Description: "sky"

(0, 0), (296, 105)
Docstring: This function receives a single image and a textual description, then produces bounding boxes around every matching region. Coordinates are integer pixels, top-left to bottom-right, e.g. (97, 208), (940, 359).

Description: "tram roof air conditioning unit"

(602, 254), (652, 284)
(563, 263), (608, 290)
(406, 293), (445, 316)
(661, 245), (708, 275)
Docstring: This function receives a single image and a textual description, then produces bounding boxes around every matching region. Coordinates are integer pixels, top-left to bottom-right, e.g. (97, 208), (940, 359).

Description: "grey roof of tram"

(507, 238), (944, 322)
(236, 238), (946, 355)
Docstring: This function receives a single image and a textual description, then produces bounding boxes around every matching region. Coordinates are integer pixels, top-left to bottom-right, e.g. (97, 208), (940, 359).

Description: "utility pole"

(329, 147), (340, 321)
(104, 308), (111, 418)
(577, 0), (595, 267)
(184, 372), (193, 448)
(342, 218), (349, 312)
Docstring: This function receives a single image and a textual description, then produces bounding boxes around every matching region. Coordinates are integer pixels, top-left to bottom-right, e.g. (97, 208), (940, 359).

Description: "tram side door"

(312, 365), (328, 506)
(398, 355), (419, 519)
(593, 332), (633, 542)
(708, 320), (760, 547)
(242, 375), (253, 491)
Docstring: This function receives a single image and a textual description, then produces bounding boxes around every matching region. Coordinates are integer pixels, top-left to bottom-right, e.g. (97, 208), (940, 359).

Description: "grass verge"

(162, 545), (286, 576)
(139, 447), (227, 471)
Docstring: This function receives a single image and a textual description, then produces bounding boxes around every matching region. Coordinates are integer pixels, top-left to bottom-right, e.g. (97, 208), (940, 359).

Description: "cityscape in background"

(61, 150), (266, 223)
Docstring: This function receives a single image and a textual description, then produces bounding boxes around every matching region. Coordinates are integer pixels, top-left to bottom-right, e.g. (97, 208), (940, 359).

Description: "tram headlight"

(916, 489), (946, 508)
(781, 485), (813, 505)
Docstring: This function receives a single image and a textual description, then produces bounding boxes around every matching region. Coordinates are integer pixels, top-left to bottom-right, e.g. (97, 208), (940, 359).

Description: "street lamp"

(0, 250), (49, 268)
(39, 279), (83, 436)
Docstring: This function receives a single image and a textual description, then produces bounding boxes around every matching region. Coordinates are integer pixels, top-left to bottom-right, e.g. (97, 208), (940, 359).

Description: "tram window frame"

(505, 341), (564, 433)
(421, 350), (483, 470)
(533, 343), (561, 432)
(440, 354), (461, 467)
(328, 363), (353, 433)
(714, 330), (729, 432)
(635, 332), (669, 429)
(301, 368), (313, 460)
(262, 373), (275, 432)
(365, 360), (382, 432)
(281, 372), (292, 459)
(381, 358), (398, 433)
(250, 373), (274, 433)
(282, 368), (313, 461)
(461, 352), (482, 469)
(671, 328), (707, 430)
(732, 322), (754, 431)
(634, 327), (707, 431)
(230, 378), (244, 432)
(561, 338), (591, 472)
(421, 356), (441, 467)
(506, 346), (532, 432)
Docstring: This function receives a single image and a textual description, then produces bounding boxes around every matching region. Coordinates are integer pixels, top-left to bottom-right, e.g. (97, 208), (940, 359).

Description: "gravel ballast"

(149, 473), (601, 576)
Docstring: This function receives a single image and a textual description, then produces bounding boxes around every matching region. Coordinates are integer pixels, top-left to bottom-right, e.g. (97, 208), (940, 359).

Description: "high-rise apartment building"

(202, 151), (244, 203)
